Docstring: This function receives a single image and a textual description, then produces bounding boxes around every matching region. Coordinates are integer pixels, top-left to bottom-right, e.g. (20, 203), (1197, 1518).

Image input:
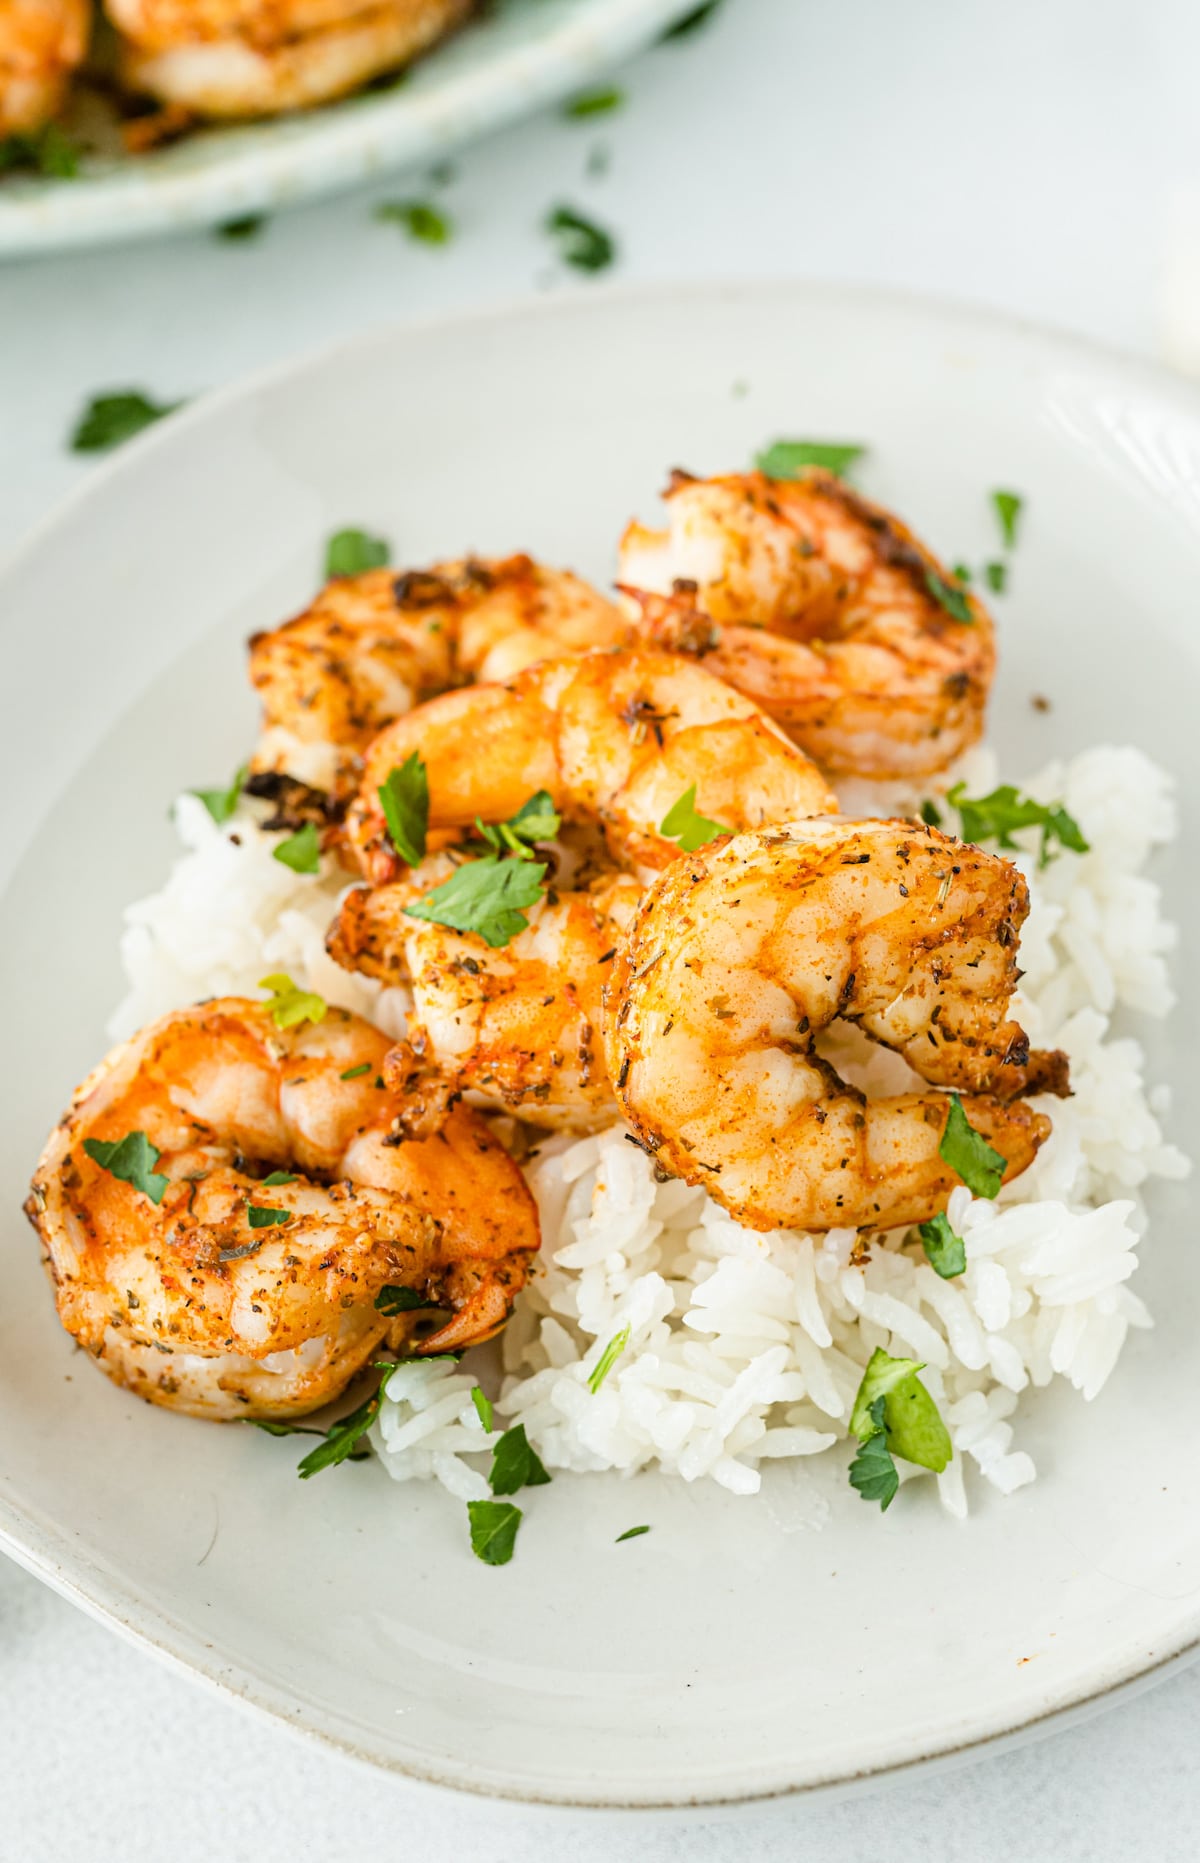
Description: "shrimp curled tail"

(604, 818), (1067, 1234)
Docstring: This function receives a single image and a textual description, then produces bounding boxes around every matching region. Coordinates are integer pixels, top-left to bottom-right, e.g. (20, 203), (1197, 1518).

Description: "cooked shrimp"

(346, 646), (838, 884)
(605, 818), (1068, 1233)
(619, 468), (996, 778)
(25, 997), (538, 1421)
(330, 854), (643, 1127)
(110, 0), (471, 117)
(0, 0), (89, 135)
(248, 554), (624, 803)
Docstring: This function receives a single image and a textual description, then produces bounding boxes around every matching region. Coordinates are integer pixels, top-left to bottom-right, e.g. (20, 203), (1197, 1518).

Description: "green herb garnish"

(405, 855), (547, 949)
(191, 762), (247, 825)
(755, 439), (866, 481)
(297, 1383), (382, 1477)
(0, 124), (80, 177)
(564, 87), (624, 118)
(917, 1210), (967, 1279)
(489, 1423), (551, 1497)
(467, 1499), (522, 1565)
(661, 0), (721, 37)
(374, 1285), (438, 1315)
(474, 789), (561, 858)
(217, 214), (266, 241)
(939, 1094), (1006, 1199)
(848, 1348), (952, 1510)
(258, 973), (327, 1029)
(471, 1386), (494, 1432)
(340, 1062), (372, 1081)
(546, 204), (616, 272)
(659, 785), (727, 853)
(272, 822), (321, 874)
(848, 1400), (899, 1511)
(616, 1524), (651, 1542)
(924, 569), (973, 623)
(246, 1203), (290, 1229)
(992, 489), (1023, 550)
(82, 1132), (169, 1205)
(378, 753), (429, 867)
(375, 199), (452, 244)
(261, 1170), (297, 1186)
(588, 1323), (630, 1393)
(945, 781), (1089, 866)
(918, 797), (942, 827)
(71, 391), (181, 453)
(325, 528), (390, 578)
(983, 560), (1007, 594)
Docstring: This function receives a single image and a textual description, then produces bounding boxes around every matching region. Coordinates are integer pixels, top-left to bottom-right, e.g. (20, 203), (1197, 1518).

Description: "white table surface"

(4, 0), (1200, 1854)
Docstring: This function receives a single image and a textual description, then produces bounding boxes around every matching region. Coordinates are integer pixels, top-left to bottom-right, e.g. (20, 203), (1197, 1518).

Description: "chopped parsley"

(755, 439), (865, 481)
(71, 391), (182, 453)
(924, 569), (973, 623)
(616, 1524), (651, 1542)
(661, 0), (721, 37)
(939, 1094), (1006, 1199)
(474, 789), (561, 858)
(918, 798), (942, 827)
(375, 199), (452, 244)
(405, 854), (547, 949)
(659, 785), (727, 853)
(588, 1323), (630, 1393)
(258, 973), (327, 1029)
(340, 1062), (372, 1081)
(296, 1382), (382, 1477)
(272, 821), (321, 874)
(374, 1285), (438, 1314)
(325, 528), (390, 578)
(378, 753), (429, 866)
(82, 1131), (169, 1205)
(546, 204), (616, 272)
(917, 1210), (967, 1279)
(1, 124), (80, 177)
(467, 1499), (522, 1566)
(983, 560), (1007, 595)
(488, 1423), (551, 1497)
(992, 489), (1023, 550)
(848, 1348), (952, 1510)
(261, 1170), (297, 1185)
(471, 1386), (494, 1432)
(217, 214), (266, 241)
(191, 762), (247, 824)
(564, 87), (624, 118)
(246, 1202), (290, 1229)
(951, 562), (973, 585)
(944, 781), (1089, 866)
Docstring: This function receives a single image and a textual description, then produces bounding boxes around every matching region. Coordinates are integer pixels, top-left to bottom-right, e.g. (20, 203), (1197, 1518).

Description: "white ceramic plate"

(2, 282), (1198, 1809)
(0, 0), (692, 256)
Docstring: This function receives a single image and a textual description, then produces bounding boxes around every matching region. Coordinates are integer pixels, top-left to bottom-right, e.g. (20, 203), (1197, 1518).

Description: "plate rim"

(5, 275), (1200, 1808)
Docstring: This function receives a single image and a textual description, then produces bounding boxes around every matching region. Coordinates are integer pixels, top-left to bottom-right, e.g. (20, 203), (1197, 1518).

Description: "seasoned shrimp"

(110, 0), (471, 117)
(606, 818), (1068, 1233)
(248, 554), (624, 804)
(346, 646), (838, 884)
(25, 998), (538, 1421)
(619, 469), (996, 778)
(0, 0), (89, 135)
(330, 854), (643, 1127)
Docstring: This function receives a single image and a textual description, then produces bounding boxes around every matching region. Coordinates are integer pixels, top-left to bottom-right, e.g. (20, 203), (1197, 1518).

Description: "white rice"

(113, 746), (1189, 1514)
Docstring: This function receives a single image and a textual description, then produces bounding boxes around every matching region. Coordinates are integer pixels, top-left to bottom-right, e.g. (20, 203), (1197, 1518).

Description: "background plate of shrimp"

(0, 0), (694, 255)
(1, 280), (1199, 1808)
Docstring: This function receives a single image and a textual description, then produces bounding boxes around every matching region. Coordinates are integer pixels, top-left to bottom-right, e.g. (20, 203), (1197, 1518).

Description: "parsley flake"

(471, 1386), (494, 1432)
(467, 1499), (522, 1565)
(944, 781), (1089, 866)
(272, 821), (321, 874)
(939, 1094), (1006, 1199)
(378, 753), (429, 867)
(325, 528), (390, 578)
(661, 0), (721, 37)
(71, 391), (182, 453)
(992, 489), (1023, 551)
(374, 1285), (439, 1315)
(983, 560), (1007, 595)
(755, 439), (865, 481)
(489, 1423), (551, 1497)
(616, 1524), (651, 1542)
(217, 214), (266, 241)
(246, 1203), (290, 1229)
(259, 973), (327, 1029)
(918, 797), (942, 827)
(925, 569), (974, 623)
(1, 124), (80, 177)
(659, 784), (727, 853)
(848, 1348), (952, 1511)
(261, 1170), (297, 1186)
(375, 199), (452, 244)
(340, 1062), (372, 1081)
(82, 1131), (169, 1205)
(191, 762), (247, 825)
(405, 854), (547, 949)
(297, 1383), (382, 1477)
(474, 789), (561, 858)
(564, 87), (624, 118)
(848, 1401), (899, 1511)
(546, 204), (616, 272)
(588, 1323), (630, 1393)
(918, 1210), (967, 1279)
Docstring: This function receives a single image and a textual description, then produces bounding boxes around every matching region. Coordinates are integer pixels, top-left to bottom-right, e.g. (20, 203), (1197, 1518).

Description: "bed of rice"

(112, 742), (1188, 1516)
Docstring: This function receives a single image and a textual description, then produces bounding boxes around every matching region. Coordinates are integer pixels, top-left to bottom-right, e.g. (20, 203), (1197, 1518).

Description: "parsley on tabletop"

(488, 1423), (551, 1497)
(564, 87), (624, 118)
(588, 1323), (631, 1394)
(546, 204), (616, 273)
(325, 528), (390, 577)
(272, 821), (321, 874)
(983, 560), (1007, 595)
(616, 1524), (651, 1542)
(82, 1132), (169, 1205)
(71, 391), (182, 453)
(375, 199), (452, 244)
(755, 439), (866, 481)
(992, 489), (1024, 550)
(659, 785), (727, 853)
(191, 762), (247, 824)
(405, 854), (547, 949)
(939, 1094), (1006, 1199)
(467, 1499), (522, 1565)
(917, 1210), (967, 1279)
(378, 753), (429, 866)
(258, 973), (327, 1029)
